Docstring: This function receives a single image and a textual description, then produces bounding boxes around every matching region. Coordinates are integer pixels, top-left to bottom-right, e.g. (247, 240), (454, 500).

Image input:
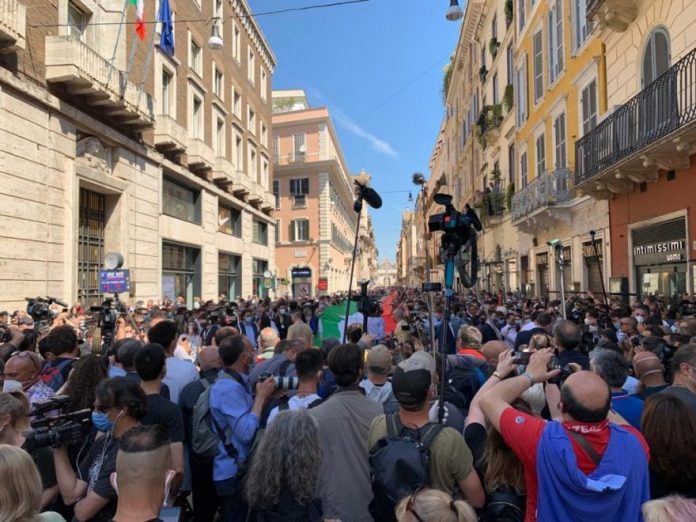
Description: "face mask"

(613, 321), (621, 330)
(92, 411), (114, 432)
(588, 325), (598, 333)
(636, 315), (645, 324)
(2, 380), (22, 392)
(671, 324), (678, 334)
(244, 316), (253, 324)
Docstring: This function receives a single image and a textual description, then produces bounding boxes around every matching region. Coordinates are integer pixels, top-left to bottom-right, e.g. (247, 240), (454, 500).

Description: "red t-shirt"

(456, 348), (486, 360)
(499, 407), (650, 522)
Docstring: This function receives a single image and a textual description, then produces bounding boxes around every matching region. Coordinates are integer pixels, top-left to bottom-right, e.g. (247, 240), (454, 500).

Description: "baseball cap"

(366, 345), (392, 375)
(392, 352), (435, 407)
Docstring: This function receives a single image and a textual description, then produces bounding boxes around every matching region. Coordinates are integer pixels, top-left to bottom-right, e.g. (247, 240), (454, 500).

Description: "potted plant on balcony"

(503, 84), (514, 112)
(505, 0), (513, 28)
(479, 65), (488, 83)
(505, 181), (515, 212)
(489, 37), (500, 59)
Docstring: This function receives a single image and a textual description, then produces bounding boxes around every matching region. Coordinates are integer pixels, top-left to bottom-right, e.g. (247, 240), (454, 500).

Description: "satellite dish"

(104, 252), (124, 270)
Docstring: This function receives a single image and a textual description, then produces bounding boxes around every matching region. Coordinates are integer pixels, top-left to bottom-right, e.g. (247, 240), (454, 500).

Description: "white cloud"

(331, 106), (398, 159)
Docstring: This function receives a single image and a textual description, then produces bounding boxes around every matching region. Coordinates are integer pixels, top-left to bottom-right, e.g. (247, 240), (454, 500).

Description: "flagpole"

(107, 0), (131, 88)
(122, 31), (140, 95)
(136, 4), (162, 109)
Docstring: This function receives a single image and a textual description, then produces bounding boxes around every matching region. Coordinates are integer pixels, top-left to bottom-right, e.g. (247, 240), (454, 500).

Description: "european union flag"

(158, 0), (175, 57)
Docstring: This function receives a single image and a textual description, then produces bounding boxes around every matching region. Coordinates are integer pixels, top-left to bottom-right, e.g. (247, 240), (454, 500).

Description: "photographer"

(52, 377), (147, 522)
(480, 349), (650, 521)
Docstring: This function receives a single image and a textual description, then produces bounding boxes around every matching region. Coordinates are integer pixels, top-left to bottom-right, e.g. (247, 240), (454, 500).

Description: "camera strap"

(565, 428), (602, 466)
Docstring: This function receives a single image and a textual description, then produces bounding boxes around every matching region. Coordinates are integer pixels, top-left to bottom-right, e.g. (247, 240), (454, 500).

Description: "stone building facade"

(0, 0), (276, 310)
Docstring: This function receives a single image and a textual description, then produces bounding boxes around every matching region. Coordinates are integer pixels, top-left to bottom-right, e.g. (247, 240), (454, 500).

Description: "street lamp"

(446, 0), (464, 21)
(208, 18), (223, 49)
(548, 239), (567, 319)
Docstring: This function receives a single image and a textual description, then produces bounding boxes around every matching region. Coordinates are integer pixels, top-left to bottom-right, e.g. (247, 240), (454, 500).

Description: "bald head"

(632, 351), (664, 378)
(258, 327), (279, 350)
(481, 341), (508, 369)
(198, 346), (222, 372)
(214, 326), (239, 347)
(560, 371), (611, 423)
(4, 353), (40, 389)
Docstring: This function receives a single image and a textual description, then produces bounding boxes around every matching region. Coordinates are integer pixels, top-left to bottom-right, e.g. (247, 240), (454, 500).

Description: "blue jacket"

(536, 421), (649, 522)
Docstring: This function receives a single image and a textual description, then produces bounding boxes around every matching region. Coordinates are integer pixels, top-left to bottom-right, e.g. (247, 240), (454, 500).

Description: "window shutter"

(289, 221), (295, 242)
(574, 0), (581, 50)
(556, 1), (564, 73)
(589, 81), (598, 128)
(642, 38), (654, 87)
(548, 10), (555, 82)
(654, 30), (670, 78)
(534, 31), (543, 102)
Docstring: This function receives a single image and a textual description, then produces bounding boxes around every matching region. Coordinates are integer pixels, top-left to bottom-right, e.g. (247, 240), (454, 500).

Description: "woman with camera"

(52, 377), (147, 522)
(0, 390), (60, 511)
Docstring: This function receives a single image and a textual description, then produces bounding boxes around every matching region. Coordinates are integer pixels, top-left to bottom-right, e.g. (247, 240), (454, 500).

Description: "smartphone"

(512, 351), (532, 365)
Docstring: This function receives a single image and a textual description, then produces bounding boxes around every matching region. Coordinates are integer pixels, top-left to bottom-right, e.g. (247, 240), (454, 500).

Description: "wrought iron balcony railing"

(511, 169), (571, 221)
(575, 46), (696, 186)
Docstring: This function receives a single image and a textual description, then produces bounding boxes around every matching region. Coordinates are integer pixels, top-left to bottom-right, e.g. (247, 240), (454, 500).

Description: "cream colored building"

(396, 209), (420, 286)
(373, 259), (397, 288)
(0, 0), (276, 310)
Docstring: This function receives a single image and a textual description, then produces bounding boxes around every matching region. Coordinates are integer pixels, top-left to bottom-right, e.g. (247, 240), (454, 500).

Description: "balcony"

(232, 171), (251, 198)
(575, 48), (696, 199)
(44, 36), (154, 127)
(0, 0), (25, 52)
(478, 190), (507, 226)
(154, 115), (188, 152)
(212, 157), (234, 188)
(587, 0), (638, 33)
(187, 139), (214, 172)
(477, 104), (503, 145)
(511, 169), (572, 234)
(248, 182), (264, 207)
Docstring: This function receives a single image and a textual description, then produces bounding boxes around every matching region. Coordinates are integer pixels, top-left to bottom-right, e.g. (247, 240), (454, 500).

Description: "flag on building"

(158, 0), (175, 56)
(130, 0), (145, 40)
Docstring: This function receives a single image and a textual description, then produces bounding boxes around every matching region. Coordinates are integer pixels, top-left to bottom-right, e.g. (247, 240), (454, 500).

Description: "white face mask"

(636, 315), (645, 324)
(2, 380), (22, 392)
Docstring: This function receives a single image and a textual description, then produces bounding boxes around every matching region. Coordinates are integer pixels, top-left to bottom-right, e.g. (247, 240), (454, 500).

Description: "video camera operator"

(52, 377), (147, 522)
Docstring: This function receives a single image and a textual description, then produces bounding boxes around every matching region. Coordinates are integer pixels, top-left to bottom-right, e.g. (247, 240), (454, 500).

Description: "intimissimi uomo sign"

(632, 218), (687, 266)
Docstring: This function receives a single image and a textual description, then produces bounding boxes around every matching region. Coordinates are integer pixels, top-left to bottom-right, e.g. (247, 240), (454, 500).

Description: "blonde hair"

(0, 444), (42, 522)
(642, 496), (696, 522)
(0, 391), (30, 442)
(395, 488), (477, 522)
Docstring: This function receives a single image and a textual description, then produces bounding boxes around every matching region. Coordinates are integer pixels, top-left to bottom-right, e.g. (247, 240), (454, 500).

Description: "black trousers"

(190, 456), (220, 522)
(214, 474), (248, 522)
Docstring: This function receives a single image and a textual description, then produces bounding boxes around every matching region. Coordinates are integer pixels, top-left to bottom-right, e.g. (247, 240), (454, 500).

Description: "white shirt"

(359, 379), (394, 404)
(266, 393), (322, 425)
(163, 357), (199, 404)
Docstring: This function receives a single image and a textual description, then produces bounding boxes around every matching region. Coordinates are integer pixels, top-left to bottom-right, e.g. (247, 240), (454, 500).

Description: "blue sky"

(248, 0), (462, 262)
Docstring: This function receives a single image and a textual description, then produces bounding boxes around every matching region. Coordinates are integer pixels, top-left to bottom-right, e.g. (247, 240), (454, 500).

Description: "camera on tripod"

(25, 296), (68, 322)
(351, 280), (381, 316)
(24, 396), (92, 453)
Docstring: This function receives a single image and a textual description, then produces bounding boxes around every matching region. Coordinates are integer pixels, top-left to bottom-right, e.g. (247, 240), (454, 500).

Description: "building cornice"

(234, 0), (277, 72)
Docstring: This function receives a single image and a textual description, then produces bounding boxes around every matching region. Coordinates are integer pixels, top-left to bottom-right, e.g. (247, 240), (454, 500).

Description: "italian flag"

(130, 0), (145, 40)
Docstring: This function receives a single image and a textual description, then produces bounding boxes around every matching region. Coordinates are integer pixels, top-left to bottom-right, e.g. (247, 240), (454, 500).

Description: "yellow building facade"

(512, 0), (612, 297)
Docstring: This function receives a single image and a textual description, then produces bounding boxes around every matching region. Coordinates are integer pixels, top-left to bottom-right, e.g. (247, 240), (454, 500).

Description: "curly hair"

(63, 355), (108, 411)
(244, 410), (321, 509)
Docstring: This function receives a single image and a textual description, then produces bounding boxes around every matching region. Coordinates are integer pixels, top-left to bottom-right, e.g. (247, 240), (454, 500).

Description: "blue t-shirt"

(611, 391), (644, 430)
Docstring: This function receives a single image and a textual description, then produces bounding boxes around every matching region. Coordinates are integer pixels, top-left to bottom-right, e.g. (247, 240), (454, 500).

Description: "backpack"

(191, 372), (242, 460)
(445, 355), (484, 416)
(480, 486), (526, 522)
(369, 414), (444, 522)
(39, 359), (74, 392)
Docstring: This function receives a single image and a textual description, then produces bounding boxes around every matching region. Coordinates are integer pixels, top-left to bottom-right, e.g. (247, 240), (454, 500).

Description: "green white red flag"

(130, 0), (145, 40)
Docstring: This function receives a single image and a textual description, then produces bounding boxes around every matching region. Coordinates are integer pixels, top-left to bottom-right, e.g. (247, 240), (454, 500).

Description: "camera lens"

(274, 376), (299, 391)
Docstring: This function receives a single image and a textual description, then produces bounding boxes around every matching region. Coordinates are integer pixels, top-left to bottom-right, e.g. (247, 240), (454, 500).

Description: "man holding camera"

(480, 349), (650, 522)
(210, 335), (275, 521)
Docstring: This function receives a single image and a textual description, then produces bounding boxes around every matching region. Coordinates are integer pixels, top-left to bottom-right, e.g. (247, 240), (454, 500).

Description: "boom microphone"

(354, 181), (382, 209)
(49, 297), (69, 308)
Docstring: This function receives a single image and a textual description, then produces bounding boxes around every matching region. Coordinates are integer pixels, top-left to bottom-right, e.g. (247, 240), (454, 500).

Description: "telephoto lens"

(274, 376), (299, 391)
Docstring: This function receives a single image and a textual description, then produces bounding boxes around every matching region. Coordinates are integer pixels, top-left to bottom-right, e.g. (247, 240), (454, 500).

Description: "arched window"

(642, 27), (671, 88)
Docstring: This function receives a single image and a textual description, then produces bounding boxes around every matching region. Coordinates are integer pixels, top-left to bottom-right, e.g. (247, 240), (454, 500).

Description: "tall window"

(290, 178), (309, 207)
(492, 14), (498, 41)
(293, 133), (306, 161)
(248, 144), (257, 179)
(581, 79), (598, 133)
(506, 45), (514, 85)
(642, 28), (670, 87)
(218, 204), (241, 236)
(192, 94), (203, 139)
(213, 67), (223, 98)
(261, 158), (269, 188)
(215, 116), (225, 157)
(78, 188), (104, 307)
(535, 133), (546, 176)
(261, 123), (267, 147)
(252, 258), (269, 298)
(248, 48), (256, 84)
(548, 1), (564, 84)
(233, 24), (241, 62)
(572, 0), (592, 52)
(520, 150), (528, 187)
(233, 88), (241, 118)
(272, 180), (280, 209)
(273, 135), (280, 163)
(163, 176), (201, 223)
(190, 38), (201, 75)
(492, 73), (499, 104)
(516, 54), (528, 124)
(161, 70), (172, 115)
(260, 68), (268, 100)
(68, 2), (87, 41)
(553, 112), (567, 169)
(508, 143), (516, 186)
(533, 29), (544, 103)
(233, 129), (243, 168)
(518, 0), (526, 33)
(290, 219), (310, 242)
(247, 107), (256, 134)
(162, 243), (200, 308)
(253, 220), (268, 245)
(218, 253), (240, 301)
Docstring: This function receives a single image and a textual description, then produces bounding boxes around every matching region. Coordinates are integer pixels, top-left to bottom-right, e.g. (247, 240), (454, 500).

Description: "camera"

(548, 356), (573, 385)
(258, 372), (298, 391)
(26, 297), (67, 322)
(24, 396), (92, 453)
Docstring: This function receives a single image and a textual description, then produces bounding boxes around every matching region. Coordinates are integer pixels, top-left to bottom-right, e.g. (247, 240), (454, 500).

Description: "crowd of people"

(0, 288), (696, 522)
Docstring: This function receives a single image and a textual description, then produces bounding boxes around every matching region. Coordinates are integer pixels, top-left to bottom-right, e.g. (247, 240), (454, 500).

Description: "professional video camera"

(25, 296), (68, 322)
(351, 280), (381, 317)
(90, 297), (126, 356)
(24, 396), (92, 453)
(427, 194), (482, 289)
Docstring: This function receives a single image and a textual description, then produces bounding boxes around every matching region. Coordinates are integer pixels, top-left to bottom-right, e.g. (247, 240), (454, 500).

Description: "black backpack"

(369, 414), (444, 522)
(445, 355), (485, 416)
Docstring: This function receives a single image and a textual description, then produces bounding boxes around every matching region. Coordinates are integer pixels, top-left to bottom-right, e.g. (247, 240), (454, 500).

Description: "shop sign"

(291, 267), (312, 278)
(633, 240), (686, 264)
(318, 278), (328, 291)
